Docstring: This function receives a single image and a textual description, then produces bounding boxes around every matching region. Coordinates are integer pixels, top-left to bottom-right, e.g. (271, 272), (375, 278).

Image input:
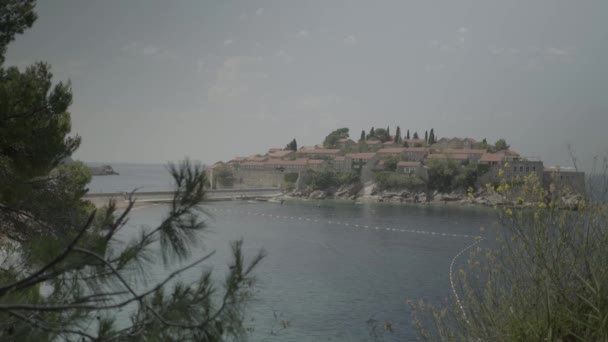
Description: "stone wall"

(231, 169), (288, 189)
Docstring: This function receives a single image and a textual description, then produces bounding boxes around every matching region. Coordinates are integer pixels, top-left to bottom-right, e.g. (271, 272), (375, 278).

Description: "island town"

(208, 127), (585, 205)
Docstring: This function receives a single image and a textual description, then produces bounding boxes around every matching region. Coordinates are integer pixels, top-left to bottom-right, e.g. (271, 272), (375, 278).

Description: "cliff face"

(89, 165), (118, 176)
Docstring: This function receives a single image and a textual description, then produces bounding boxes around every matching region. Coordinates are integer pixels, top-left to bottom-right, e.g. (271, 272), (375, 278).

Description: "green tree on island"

(394, 126), (402, 143)
(285, 138), (297, 151)
(494, 138), (509, 151)
(428, 128), (435, 145)
(372, 128), (391, 142)
(323, 128), (349, 148)
(0, 2), (264, 340)
(367, 127), (375, 140)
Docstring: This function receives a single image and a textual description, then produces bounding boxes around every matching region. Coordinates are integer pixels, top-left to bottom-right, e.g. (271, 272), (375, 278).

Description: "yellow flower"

(504, 161), (510, 168)
(498, 168), (505, 177)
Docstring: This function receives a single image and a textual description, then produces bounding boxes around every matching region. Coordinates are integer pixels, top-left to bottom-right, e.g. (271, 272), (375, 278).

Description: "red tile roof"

(442, 148), (486, 155)
(480, 153), (505, 163)
(345, 153), (376, 160)
(298, 148), (342, 155)
(403, 147), (428, 152)
(377, 148), (407, 154)
(365, 140), (382, 145)
(240, 162), (266, 166)
(267, 150), (294, 158)
(427, 153), (469, 160)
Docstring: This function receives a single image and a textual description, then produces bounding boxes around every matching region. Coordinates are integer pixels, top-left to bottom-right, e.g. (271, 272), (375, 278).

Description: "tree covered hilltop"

(210, 127), (586, 207)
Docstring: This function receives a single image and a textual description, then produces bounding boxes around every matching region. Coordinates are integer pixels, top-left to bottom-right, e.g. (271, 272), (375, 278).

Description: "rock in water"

(89, 165), (119, 176)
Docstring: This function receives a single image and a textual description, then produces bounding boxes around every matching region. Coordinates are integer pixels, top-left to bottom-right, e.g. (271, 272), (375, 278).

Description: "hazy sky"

(5, 0), (608, 170)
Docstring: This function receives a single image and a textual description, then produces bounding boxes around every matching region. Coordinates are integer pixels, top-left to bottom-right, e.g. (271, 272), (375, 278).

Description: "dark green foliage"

(382, 156), (400, 172)
(311, 169), (339, 190)
(406, 129), (410, 140)
(428, 128), (435, 145)
(395, 126), (401, 143)
(360, 130), (365, 142)
(305, 169), (360, 191)
(368, 127), (375, 139)
(284, 172), (298, 183)
(337, 171), (360, 186)
(0, 4), (265, 340)
(426, 159), (485, 192)
(0, 62), (85, 241)
(285, 138), (297, 151)
(424, 130), (428, 142)
(372, 128), (390, 142)
(323, 128), (349, 148)
(494, 138), (509, 151)
(386, 126), (390, 137)
(374, 172), (424, 191)
(0, 0), (37, 65)
(413, 131), (419, 139)
(403, 141), (409, 147)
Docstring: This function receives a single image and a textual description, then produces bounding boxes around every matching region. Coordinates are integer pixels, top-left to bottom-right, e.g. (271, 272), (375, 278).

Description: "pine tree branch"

(0, 210), (96, 296)
(0, 250), (215, 312)
(8, 310), (96, 341)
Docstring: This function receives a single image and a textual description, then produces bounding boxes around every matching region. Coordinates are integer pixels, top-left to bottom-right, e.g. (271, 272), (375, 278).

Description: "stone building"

(396, 161), (428, 180)
(297, 148), (343, 159)
(543, 167), (586, 195)
(328, 156), (352, 172)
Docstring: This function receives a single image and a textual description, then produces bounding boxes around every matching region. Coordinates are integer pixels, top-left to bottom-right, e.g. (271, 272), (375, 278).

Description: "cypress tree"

(395, 126), (401, 143)
(360, 130), (365, 142)
(406, 129), (410, 140)
(369, 127), (375, 139)
(429, 128), (435, 144)
(425, 130), (428, 143)
(413, 131), (419, 139)
(386, 126), (390, 137)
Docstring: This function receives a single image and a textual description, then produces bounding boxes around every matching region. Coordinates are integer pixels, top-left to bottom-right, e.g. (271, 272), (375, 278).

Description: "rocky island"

(88, 164), (119, 176)
(207, 126), (586, 208)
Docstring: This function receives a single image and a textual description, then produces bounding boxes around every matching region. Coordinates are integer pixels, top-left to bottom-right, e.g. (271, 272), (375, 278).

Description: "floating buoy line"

(207, 206), (481, 240)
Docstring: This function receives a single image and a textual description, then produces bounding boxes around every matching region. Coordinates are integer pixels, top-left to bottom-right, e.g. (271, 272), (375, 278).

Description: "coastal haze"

(4, 1), (608, 170)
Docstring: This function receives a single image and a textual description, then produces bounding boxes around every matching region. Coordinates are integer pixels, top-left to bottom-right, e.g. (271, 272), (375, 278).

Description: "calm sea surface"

(91, 165), (500, 341)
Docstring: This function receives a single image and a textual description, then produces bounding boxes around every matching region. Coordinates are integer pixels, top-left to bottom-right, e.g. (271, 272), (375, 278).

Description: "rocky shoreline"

(287, 182), (583, 210)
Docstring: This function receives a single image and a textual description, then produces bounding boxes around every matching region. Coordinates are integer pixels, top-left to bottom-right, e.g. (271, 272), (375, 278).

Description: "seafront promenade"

(84, 188), (282, 207)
